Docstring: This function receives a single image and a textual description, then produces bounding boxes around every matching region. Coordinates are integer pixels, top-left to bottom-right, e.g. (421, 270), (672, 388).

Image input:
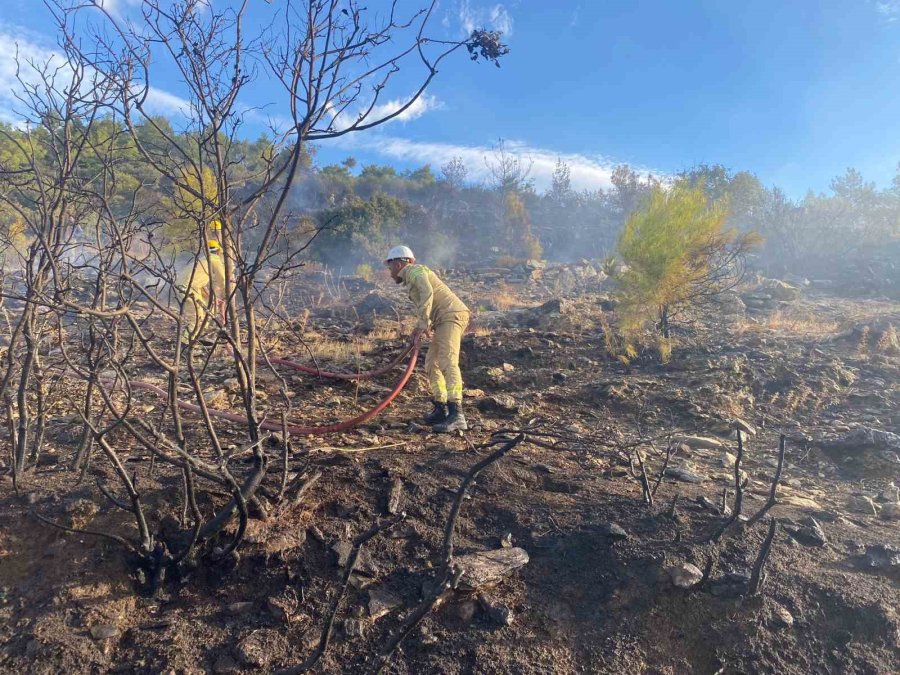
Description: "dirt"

(1, 267), (899, 674)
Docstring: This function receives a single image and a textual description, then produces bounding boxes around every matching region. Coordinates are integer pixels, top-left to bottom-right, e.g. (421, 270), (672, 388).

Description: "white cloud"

(368, 94), (443, 123)
(327, 93), (443, 132)
(570, 5), (581, 28)
(94, 0), (141, 16)
(0, 23), (194, 124)
(458, 1), (514, 37)
(143, 86), (193, 117)
(340, 135), (658, 192)
(0, 27), (64, 123)
(876, 1), (900, 22)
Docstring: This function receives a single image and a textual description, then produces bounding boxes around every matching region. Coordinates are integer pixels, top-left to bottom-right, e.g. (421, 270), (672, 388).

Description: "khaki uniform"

(400, 264), (469, 403)
(177, 252), (226, 341)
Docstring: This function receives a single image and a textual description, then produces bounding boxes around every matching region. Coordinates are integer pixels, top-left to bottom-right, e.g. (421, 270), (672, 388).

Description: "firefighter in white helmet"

(385, 245), (470, 432)
(177, 222), (227, 345)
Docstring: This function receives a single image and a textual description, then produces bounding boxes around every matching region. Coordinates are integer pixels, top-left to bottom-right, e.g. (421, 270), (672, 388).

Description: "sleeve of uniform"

(409, 269), (434, 330)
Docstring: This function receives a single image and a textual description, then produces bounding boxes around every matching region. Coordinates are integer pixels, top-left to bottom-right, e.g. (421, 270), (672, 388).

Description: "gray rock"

(708, 571), (750, 597)
(343, 618), (367, 638)
(771, 604), (795, 628)
(733, 418), (757, 436)
(226, 601), (254, 616)
(674, 435), (724, 450)
(355, 293), (398, 323)
(331, 540), (353, 567)
(847, 495), (878, 516)
(789, 518), (827, 547)
(368, 588), (402, 620)
(64, 498), (100, 529)
(858, 544), (900, 571)
(762, 278), (801, 301)
(830, 427), (900, 454)
(454, 547), (530, 591)
(879, 503), (900, 521)
(212, 653), (241, 674)
(669, 562), (704, 589)
(599, 522), (628, 540)
(234, 632), (273, 668)
(450, 599), (478, 623)
(877, 483), (899, 503)
(665, 465), (705, 484)
(90, 624), (117, 640)
(476, 394), (520, 415)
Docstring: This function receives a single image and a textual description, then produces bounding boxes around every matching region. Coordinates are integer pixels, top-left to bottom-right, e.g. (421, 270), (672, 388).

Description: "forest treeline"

(2, 117), (898, 282)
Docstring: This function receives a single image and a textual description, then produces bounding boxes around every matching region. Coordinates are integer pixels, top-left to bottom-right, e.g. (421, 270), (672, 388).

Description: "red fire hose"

(121, 337), (421, 436)
(266, 340), (416, 381)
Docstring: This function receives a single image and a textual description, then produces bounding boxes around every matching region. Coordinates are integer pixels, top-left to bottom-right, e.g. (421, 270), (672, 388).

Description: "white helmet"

(385, 245), (415, 262)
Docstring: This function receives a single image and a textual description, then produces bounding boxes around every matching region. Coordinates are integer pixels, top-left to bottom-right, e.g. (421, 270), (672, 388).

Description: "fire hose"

(90, 337), (422, 437)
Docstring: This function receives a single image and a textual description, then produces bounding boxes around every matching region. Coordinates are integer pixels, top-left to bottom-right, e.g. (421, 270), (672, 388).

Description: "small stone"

(212, 653), (241, 674)
(227, 601), (254, 616)
(708, 571), (749, 597)
(771, 604), (795, 628)
(719, 452), (738, 468)
(476, 394), (520, 416)
(64, 499), (100, 529)
(331, 540), (353, 567)
(789, 518), (827, 546)
(847, 495), (878, 516)
(674, 435), (724, 450)
(90, 624), (117, 640)
(487, 602), (514, 626)
(451, 599), (478, 623)
(733, 418), (757, 436)
(343, 618), (366, 638)
(368, 588), (402, 620)
(697, 495), (725, 514)
(501, 362), (515, 372)
(670, 562), (703, 589)
(454, 548), (530, 591)
(203, 389), (230, 409)
(500, 532), (514, 548)
(877, 483), (900, 503)
(665, 465), (705, 484)
(859, 544), (900, 570)
(599, 522), (628, 540)
(234, 632), (270, 668)
(879, 503), (900, 521)
(266, 596), (296, 622)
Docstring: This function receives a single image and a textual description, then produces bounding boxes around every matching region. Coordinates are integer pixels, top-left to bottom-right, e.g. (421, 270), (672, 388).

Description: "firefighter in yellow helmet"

(177, 224), (227, 345)
(385, 245), (470, 432)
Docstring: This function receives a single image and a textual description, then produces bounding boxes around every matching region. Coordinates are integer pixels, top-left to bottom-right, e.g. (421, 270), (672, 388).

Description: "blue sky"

(2, 0), (900, 197)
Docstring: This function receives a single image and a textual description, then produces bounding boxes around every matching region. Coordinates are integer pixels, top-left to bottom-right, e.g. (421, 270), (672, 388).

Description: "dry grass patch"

(738, 310), (840, 336)
(488, 283), (520, 311)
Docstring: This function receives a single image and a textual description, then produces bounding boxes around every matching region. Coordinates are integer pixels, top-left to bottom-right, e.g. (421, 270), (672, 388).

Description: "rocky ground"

(0, 262), (898, 674)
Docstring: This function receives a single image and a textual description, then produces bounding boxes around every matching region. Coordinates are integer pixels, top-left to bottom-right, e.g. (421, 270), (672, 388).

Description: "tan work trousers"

(425, 311), (469, 403)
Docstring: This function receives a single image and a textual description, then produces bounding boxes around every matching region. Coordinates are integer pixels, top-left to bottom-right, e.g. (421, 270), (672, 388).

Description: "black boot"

(433, 402), (468, 433)
(424, 401), (448, 425)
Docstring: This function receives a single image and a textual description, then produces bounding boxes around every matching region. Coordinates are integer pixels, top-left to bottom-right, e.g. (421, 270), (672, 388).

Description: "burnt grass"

(0, 270), (898, 674)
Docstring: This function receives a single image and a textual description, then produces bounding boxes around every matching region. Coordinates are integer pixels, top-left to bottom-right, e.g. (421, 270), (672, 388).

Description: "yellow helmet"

(208, 239), (222, 253)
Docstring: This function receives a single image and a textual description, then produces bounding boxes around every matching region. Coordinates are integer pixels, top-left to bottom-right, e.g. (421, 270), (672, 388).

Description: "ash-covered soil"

(1, 265), (898, 674)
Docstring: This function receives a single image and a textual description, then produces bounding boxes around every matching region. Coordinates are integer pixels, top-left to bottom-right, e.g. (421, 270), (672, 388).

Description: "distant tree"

(503, 191), (542, 260)
(548, 158), (573, 204)
(616, 183), (760, 352)
(486, 139), (534, 194)
(440, 156), (468, 189)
